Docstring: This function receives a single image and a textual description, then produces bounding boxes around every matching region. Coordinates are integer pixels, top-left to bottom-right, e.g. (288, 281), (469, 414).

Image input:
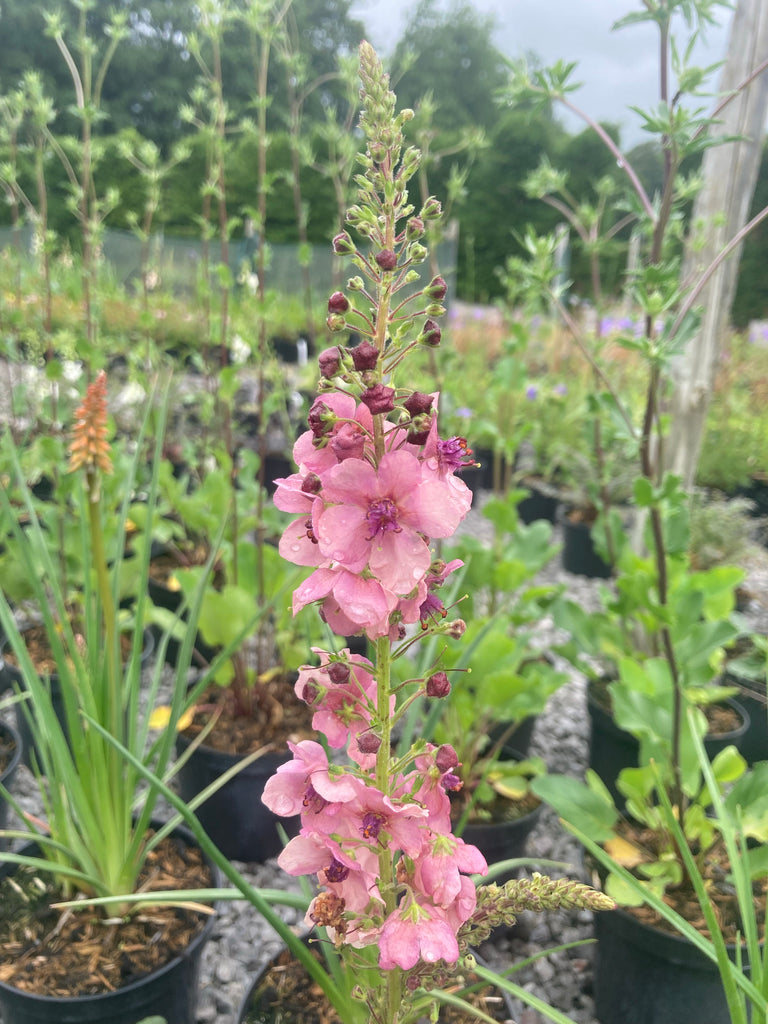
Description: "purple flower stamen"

(303, 784), (328, 814)
(365, 498), (402, 539)
(360, 811), (387, 840)
(326, 857), (350, 883)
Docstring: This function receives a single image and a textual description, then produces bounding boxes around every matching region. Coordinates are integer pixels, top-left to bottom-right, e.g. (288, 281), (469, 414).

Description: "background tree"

(390, 0), (506, 133)
(456, 105), (564, 302)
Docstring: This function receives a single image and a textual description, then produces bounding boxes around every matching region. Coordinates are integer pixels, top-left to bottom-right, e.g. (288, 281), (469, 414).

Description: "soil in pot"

(176, 673), (316, 862)
(238, 942), (516, 1024)
(0, 825), (217, 1024)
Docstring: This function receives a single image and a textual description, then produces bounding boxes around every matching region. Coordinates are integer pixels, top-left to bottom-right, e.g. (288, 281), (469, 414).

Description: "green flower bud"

(326, 313), (347, 332)
(420, 196), (442, 220)
(407, 242), (428, 264)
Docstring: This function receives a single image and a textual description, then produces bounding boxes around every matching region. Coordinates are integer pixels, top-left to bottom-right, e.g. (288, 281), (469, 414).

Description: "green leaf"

(531, 773), (618, 841)
(605, 872), (646, 906)
(633, 476), (654, 508)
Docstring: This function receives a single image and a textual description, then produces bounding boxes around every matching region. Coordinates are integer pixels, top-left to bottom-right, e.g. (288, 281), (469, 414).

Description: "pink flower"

(293, 566), (398, 638)
(413, 834), (487, 907)
(293, 394), (374, 477)
(315, 450), (432, 593)
(294, 650), (391, 765)
(379, 896), (460, 969)
(261, 740), (360, 818)
(278, 503), (326, 567)
(316, 786), (429, 874)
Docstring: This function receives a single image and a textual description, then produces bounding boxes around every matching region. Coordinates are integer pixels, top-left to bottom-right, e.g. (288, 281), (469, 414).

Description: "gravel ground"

(2, 489), (768, 1024)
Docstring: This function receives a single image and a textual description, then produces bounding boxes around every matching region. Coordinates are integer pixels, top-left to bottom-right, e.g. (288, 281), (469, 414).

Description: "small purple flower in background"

(599, 316), (614, 338)
(455, 406), (473, 420)
(472, 307), (485, 321)
(525, 384), (538, 400)
(553, 383), (567, 397)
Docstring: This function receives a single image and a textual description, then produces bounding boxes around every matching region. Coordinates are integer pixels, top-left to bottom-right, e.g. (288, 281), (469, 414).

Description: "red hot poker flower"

(68, 370), (113, 477)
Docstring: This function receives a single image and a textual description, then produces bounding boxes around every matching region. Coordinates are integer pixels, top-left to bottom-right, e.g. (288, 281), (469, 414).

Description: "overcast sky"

(349, 0), (734, 147)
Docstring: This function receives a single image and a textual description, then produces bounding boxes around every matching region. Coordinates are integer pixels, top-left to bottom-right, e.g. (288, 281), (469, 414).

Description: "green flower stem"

(85, 469), (120, 747)
(374, 630), (404, 1022)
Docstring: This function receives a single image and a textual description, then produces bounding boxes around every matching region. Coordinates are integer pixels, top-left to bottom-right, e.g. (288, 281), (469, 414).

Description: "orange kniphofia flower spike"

(68, 370), (113, 475)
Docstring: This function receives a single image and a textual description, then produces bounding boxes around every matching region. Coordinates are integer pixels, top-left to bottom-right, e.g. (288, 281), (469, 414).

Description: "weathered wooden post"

(667, 0), (768, 487)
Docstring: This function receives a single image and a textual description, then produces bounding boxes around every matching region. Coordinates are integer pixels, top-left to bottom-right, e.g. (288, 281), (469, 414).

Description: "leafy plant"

(0, 372), (226, 909)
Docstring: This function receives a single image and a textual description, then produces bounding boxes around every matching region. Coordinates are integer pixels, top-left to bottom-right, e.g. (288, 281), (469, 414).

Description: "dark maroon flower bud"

(435, 743), (459, 771)
(360, 383), (396, 415)
(357, 731), (382, 754)
(403, 391), (434, 418)
(419, 318), (441, 347)
(301, 679), (320, 704)
(406, 216), (424, 241)
(426, 671), (451, 698)
(318, 346), (341, 378)
(332, 231), (355, 255)
(328, 291), (350, 314)
(301, 472), (322, 495)
(374, 248), (397, 271)
(425, 275), (447, 301)
(350, 340), (379, 371)
(307, 399), (335, 438)
(327, 661), (351, 684)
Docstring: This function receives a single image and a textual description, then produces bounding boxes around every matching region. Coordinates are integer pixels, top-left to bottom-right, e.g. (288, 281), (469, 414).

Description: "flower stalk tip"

(68, 369), (113, 486)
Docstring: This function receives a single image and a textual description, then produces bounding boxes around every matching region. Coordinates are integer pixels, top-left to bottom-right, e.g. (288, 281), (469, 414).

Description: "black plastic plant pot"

(723, 668), (767, 766)
(588, 681), (751, 811)
(237, 938), (517, 1024)
(594, 905), (748, 1024)
(0, 824), (219, 1024)
(459, 799), (542, 869)
(0, 717), (22, 837)
(560, 511), (612, 579)
(517, 483), (559, 525)
(4, 629), (154, 770)
(488, 715), (536, 758)
(473, 448), (495, 491)
(175, 732), (300, 862)
(459, 464), (485, 498)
